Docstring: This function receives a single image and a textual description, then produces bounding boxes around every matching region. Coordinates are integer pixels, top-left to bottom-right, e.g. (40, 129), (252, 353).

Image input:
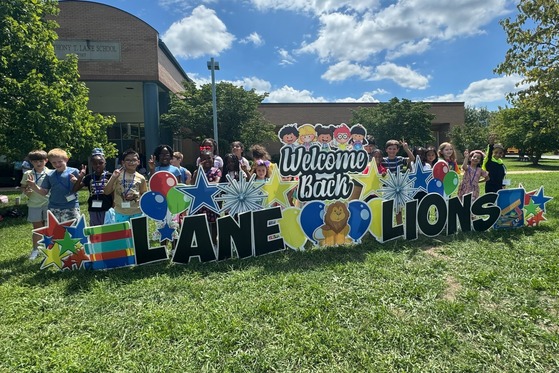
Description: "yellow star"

(40, 243), (69, 270)
(261, 167), (297, 207)
(351, 162), (381, 200)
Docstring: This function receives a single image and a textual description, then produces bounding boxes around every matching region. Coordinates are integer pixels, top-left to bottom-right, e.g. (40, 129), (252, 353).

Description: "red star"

(33, 211), (75, 241)
(62, 255), (75, 270)
(524, 189), (536, 205)
(70, 248), (90, 269)
(531, 211), (546, 226)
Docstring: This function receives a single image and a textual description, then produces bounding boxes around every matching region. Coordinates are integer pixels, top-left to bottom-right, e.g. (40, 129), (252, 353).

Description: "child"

(382, 139), (415, 172)
(191, 150), (221, 239)
(104, 149), (147, 222)
(412, 147), (431, 171)
(458, 149), (489, 201)
(148, 144), (183, 183)
(171, 151), (191, 184)
(196, 138), (223, 169)
(278, 125), (299, 149)
(26, 148), (82, 223)
(424, 146), (438, 168)
(315, 124), (335, 151)
(372, 149), (387, 176)
(250, 144), (276, 174)
(72, 148), (113, 226)
(483, 140), (507, 193)
(437, 142), (460, 174)
(20, 150), (49, 259)
(252, 159), (270, 182)
(221, 153), (246, 182)
(230, 141), (250, 173)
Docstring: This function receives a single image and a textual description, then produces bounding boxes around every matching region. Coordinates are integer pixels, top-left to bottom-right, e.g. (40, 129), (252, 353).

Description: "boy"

(20, 150), (49, 259)
(382, 139), (415, 173)
(104, 149), (147, 222)
(171, 151), (191, 184)
(27, 148), (82, 223)
(72, 148), (113, 226)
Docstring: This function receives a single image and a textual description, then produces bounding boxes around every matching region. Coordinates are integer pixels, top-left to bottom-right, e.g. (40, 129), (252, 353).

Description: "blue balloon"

(348, 200), (371, 242)
(300, 201), (326, 244)
(427, 178), (444, 195)
(139, 191), (168, 221)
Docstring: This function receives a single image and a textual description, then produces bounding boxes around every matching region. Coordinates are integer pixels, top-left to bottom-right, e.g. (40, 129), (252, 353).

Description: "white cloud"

(158, 0), (217, 12)
(265, 85), (328, 102)
(298, 0), (510, 62)
(334, 92), (381, 103)
(161, 5), (235, 59)
(278, 48), (297, 65)
(424, 74), (529, 106)
(370, 63), (430, 89)
(248, 0), (381, 15)
(240, 32), (265, 46)
(228, 77), (272, 94)
(321, 61), (372, 81)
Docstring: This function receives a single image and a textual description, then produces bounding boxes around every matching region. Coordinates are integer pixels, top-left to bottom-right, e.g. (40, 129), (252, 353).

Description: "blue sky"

(83, 0), (527, 110)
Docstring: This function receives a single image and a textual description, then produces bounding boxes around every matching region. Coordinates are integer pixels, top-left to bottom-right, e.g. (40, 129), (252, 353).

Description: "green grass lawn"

(504, 156), (559, 172)
(0, 174), (558, 372)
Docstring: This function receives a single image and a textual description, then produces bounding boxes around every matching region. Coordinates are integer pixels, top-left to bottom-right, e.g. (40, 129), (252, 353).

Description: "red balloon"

(149, 171), (177, 196)
(432, 161), (449, 181)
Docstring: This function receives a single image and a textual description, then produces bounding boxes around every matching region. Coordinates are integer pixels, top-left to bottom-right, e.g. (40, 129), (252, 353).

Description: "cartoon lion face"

(323, 201), (350, 233)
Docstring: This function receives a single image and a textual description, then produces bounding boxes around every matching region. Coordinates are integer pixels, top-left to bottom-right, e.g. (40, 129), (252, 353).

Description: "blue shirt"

(155, 165), (182, 183)
(42, 167), (80, 209)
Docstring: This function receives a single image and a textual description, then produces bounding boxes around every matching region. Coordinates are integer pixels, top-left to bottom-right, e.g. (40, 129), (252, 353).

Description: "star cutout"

(34, 210), (75, 241)
(351, 164), (381, 200)
(527, 210), (546, 226)
(55, 231), (82, 255)
(215, 174), (265, 215)
(175, 166), (221, 214)
(40, 243), (68, 270)
(524, 198), (539, 216)
(531, 186), (552, 212)
(39, 235), (54, 248)
(62, 255), (75, 270)
(408, 163), (432, 193)
(65, 215), (88, 245)
(519, 184), (537, 205)
(69, 248), (90, 269)
(157, 222), (176, 242)
(261, 167), (297, 207)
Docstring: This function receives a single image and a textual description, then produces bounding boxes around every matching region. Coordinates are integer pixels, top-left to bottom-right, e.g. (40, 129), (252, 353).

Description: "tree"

(350, 97), (435, 151)
(161, 81), (276, 154)
(493, 0), (559, 162)
(0, 0), (116, 162)
(491, 100), (559, 164)
(450, 106), (493, 153)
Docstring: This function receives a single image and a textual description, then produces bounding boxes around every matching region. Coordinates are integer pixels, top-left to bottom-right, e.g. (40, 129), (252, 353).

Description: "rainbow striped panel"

(84, 221), (135, 270)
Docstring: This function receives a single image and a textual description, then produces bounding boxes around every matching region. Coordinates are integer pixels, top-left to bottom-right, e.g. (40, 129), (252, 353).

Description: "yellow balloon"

(278, 207), (307, 250)
(367, 198), (383, 240)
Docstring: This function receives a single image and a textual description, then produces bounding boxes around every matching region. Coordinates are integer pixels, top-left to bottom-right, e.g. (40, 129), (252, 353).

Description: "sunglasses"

(199, 146), (212, 151)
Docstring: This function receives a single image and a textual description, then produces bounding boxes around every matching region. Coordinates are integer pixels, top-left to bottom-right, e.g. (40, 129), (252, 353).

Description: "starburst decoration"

(215, 174), (266, 215)
(377, 167), (417, 212)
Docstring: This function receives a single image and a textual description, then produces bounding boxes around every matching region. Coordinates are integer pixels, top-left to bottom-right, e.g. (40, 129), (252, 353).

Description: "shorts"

(27, 205), (48, 223)
(89, 211), (107, 226)
(49, 207), (81, 223)
(114, 211), (143, 223)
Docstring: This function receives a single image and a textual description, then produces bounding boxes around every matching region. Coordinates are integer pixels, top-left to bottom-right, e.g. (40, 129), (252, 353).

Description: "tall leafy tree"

(450, 106), (493, 153)
(161, 81), (276, 154)
(493, 0), (559, 163)
(351, 97), (435, 151)
(0, 0), (115, 162)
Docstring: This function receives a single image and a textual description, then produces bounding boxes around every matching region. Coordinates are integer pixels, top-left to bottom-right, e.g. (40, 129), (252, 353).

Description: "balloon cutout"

(149, 171), (177, 197)
(140, 191), (168, 221)
(443, 171), (459, 196)
(347, 200), (371, 242)
(432, 161), (449, 181)
(300, 201), (326, 244)
(278, 207), (307, 250)
(427, 179), (444, 195)
(367, 198), (383, 239)
(166, 184), (191, 214)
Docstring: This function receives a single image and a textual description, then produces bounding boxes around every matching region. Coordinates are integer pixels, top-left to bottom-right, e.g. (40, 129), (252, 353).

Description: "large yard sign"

(36, 123), (552, 271)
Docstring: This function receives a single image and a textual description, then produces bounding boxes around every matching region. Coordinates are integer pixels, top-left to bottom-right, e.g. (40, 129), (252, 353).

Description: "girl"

(424, 146), (438, 168)
(220, 153), (246, 182)
(196, 138), (223, 169)
(104, 149), (147, 222)
(369, 149), (387, 176)
(231, 141), (250, 173)
(252, 159), (270, 182)
(412, 146), (431, 171)
(148, 144), (183, 182)
(483, 141), (507, 193)
(437, 142), (460, 174)
(73, 148), (113, 226)
(191, 150), (221, 238)
(458, 149), (489, 201)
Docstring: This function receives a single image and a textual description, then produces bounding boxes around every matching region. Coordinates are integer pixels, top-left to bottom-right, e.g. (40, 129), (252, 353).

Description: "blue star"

(65, 215), (88, 244)
(531, 186), (553, 212)
(158, 222), (176, 242)
(175, 166), (221, 214)
(409, 163), (432, 193)
(40, 235), (54, 248)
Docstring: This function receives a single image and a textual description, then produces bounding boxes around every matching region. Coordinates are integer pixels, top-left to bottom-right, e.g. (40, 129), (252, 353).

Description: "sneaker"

(29, 249), (39, 260)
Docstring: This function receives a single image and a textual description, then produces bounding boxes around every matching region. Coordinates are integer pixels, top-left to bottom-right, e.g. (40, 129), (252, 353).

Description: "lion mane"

(319, 202), (351, 246)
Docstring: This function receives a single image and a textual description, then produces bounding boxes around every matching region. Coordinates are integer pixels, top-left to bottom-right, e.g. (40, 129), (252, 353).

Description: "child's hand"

(148, 155), (156, 171)
(26, 173), (36, 188)
(401, 139), (409, 150)
(463, 150), (469, 158)
(70, 174), (78, 184)
(79, 164), (87, 176)
(112, 167), (123, 178)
